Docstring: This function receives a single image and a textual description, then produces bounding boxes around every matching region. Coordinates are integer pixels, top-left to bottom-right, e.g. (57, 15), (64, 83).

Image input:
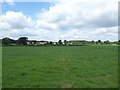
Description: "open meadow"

(2, 46), (118, 88)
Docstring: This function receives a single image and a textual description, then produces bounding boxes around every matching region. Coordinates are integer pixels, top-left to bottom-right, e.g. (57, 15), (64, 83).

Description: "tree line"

(1, 37), (28, 45)
(0, 37), (120, 46)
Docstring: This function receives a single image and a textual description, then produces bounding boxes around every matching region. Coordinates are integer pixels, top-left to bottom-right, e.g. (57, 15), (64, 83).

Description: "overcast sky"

(0, 0), (119, 41)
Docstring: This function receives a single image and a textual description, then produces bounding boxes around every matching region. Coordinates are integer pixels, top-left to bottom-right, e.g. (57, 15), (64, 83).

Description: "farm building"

(27, 40), (37, 45)
(53, 42), (58, 45)
(36, 41), (48, 45)
(27, 40), (48, 45)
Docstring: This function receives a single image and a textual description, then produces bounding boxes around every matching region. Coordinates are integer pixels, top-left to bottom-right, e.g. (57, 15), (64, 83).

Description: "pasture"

(2, 46), (118, 88)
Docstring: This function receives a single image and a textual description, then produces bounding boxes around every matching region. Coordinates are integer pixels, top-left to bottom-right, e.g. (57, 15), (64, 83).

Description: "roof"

(27, 40), (48, 42)
(27, 40), (37, 42)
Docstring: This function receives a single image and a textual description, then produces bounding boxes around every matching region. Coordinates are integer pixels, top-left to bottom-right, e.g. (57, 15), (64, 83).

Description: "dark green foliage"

(97, 40), (102, 43)
(58, 40), (62, 44)
(49, 41), (53, 44)
(2, 37), (17, 45)
(118, 40), (120, 45)
(1, 37), (119, 46)
(64, 40), (67, 45)
(0, 39), (2, 45)
(104, 40), (110, 44)
(2, 37), (11, 45)
(18, 37), (28, 45)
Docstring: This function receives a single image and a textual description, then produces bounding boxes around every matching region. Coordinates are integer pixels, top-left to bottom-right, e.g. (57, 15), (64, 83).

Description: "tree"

(64, 40), (67, 45)
(18, 37), (28, 45)
(2, 37), (11, 45)
(58, 40), (62, 44)
(91, 40), (95, 44)
(97, 40), (101, 43)
(0, 39), (2, 45)
(118, 40), (120, 45)
(2, 37), (17, 45)
(104, 40), (110, 44)
(49, 41), (53, 44)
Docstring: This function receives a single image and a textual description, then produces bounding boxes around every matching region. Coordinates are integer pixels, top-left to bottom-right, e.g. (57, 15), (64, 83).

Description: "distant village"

(0, 37), (120, 46)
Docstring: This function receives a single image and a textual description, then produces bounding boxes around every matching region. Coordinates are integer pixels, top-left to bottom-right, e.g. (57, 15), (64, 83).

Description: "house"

(36, 41), (48, 45)
(27, 40), (37, 45)
(53, 42), (58, 45)
(67, 42), (73, 45)
(62, 42), (65, 45)
(11, 43), (17, 45)
(27, 40), (49, 45)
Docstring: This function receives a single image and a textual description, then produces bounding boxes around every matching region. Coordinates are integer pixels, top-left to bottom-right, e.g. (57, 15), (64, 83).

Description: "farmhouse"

(36, 41), (48, 45)
(67, 42), (73, 45)
(27, 40), (48, 45)
(27, 40), (37, 45)
(53, 42), (58, 45)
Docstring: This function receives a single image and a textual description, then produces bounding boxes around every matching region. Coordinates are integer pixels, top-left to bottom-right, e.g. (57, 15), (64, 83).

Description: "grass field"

(2, 46), (118, 88)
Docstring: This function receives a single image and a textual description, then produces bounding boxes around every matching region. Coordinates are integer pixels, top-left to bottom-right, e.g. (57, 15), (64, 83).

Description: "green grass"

(2, 46), (118, 88)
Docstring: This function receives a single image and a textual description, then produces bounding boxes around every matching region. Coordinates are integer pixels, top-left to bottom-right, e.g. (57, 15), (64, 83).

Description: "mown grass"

(2, 46), (118, 88)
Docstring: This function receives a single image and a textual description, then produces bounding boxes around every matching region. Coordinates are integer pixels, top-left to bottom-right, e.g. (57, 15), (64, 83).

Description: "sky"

(0, 0), (119, 41)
